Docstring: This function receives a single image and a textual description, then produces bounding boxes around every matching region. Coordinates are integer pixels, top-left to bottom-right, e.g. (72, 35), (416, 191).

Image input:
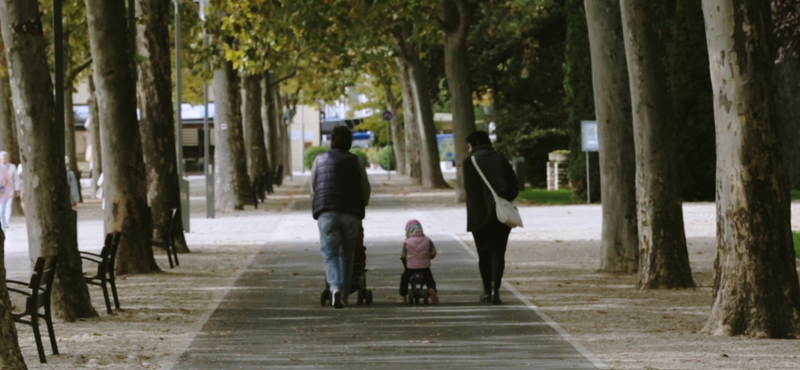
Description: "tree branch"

(65, 58), (93, 87)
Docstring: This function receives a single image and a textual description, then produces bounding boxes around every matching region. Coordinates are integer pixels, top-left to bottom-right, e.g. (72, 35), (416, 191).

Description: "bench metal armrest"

(6, 287), (30, 296)
(80, 251), (102, 258)
(6, 279), (28, 287)
(81, 256), (103, 264)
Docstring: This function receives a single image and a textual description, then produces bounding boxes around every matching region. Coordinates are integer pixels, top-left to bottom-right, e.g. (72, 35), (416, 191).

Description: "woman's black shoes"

(480, 293), (491, 303)
(491, 293), (502, 305)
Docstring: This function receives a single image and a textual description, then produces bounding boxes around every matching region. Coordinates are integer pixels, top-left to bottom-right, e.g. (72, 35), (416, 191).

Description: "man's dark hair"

(466, 131), (492, 148)
(330, 126), (353, 150)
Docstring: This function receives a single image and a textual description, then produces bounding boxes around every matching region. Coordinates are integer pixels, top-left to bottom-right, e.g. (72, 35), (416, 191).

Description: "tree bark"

(0, 229), (27, 369)
(277, 87), (290, 176)
(0, 73), (22, 216)
(393, 23), (449, 189)
(701, 0), (800, 338)
(584, 0), (638, 273)
(619, 0), (694, 288)
(243, 73), (268, 200)
(213, 57), (251, 211)
(776, 57), (800, 189)
(88, 76), (102, 200)
(64, 48), (81, 203)
(0, 0), (98, 320)
(136, 0), (189, 254)
(442, 0), (476, 201)
(263, 73), (279, 175)
(86, 0), (159, 275)
(396, 58), (421, 183)
(383, 82), (406, 175)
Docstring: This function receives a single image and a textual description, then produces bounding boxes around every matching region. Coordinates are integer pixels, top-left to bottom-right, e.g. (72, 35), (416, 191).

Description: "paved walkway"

(167, 184), (604, 369)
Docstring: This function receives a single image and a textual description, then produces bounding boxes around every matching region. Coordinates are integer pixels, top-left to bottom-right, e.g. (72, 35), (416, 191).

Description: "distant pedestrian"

(66, 156), (79, 208)
(310, 126), (371, 308)
(463, 131), (519, 304)
(398, 219), (439, 304)
(0, 151), (18, 231)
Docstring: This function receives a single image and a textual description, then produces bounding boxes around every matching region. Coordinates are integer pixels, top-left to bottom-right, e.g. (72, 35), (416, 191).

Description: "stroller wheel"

(423, 289), (429, 305)
(357, 290), (364, 306)
(365, 290), (373, 305)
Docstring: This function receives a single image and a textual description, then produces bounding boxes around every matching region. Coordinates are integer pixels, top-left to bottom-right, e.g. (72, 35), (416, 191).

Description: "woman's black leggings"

(472, 221), (512, 293)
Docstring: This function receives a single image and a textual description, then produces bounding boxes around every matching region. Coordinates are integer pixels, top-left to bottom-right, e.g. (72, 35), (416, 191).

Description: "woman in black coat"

(463, 131), (519, 304)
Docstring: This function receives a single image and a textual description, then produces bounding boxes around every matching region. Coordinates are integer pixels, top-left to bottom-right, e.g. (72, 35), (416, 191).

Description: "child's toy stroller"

(320, 226), (374, 306)
(407, 272), (430, 305)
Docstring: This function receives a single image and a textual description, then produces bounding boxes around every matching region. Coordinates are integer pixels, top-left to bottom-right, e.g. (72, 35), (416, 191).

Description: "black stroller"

(320, 226), (374, 306)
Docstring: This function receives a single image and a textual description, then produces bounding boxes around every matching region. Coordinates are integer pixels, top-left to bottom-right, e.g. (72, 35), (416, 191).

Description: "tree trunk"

(86, 0), (159, 275)
(0, 0), (98, 320)
(442, 0), (476, 201)
(396, 58), (421, 183)
(701, 0), (800, 338)
(263, 73), (279, 174)
(243, 73), (268, 200)
(277, 88), (290, 176)
(64, 51), (81, 203)
(88, 76), (102, 200)
(0, 73), (22, 216)
(213, 57), (251, 211)
(136, 0), (189, 254)
(383, 82), (406, 175)
(393, 23), (449, 189)
(0, 229), (27, 369)
(619, 0), (694, 289)
(584, 0), (638, 273)
(776, 57), (800, 189)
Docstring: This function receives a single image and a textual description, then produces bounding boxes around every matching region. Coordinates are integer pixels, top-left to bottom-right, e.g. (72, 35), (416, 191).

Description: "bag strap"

(471, 156), (500, 199)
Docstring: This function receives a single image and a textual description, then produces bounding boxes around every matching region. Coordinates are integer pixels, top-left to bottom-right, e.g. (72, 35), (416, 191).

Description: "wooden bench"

(7, 255), (59, 363)
(152, 209), (179, 268)
(81, 232), (122, 313)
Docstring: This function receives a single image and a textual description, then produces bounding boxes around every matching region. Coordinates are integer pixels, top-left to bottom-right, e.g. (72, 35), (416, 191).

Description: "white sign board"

(581, 120), (599, 152)
(290, 131), (315, 142)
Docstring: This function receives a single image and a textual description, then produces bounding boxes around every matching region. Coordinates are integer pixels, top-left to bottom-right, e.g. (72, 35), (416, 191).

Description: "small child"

(399, 220), (439, 304)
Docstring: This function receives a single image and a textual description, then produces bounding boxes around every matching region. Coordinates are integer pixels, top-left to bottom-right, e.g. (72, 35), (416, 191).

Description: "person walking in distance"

(310, 126), (371, 308)
(0, 151), (18, 231)
(66, 156), (80, 208)
(463, 131), (519, 304)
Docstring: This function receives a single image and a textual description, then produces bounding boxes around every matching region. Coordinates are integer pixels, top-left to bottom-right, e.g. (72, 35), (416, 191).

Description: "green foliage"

(483, 1), (570, 188)
(350, 147), (369, 166)
(517, 188), (577, 205)
(304, 145), (329, 169)
(793, 232), (800, 259)
(668, 0), (715, 201)
(563, 0), (598, 202)
(378, 146), (396, 170)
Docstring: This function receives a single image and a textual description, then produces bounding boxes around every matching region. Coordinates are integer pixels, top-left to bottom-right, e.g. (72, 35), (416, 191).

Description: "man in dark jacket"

(463, 131), (519, 304)
(310, 126), (371, 308)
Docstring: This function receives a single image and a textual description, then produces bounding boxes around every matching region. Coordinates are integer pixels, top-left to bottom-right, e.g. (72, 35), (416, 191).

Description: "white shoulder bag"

(471, 156), (523, 228)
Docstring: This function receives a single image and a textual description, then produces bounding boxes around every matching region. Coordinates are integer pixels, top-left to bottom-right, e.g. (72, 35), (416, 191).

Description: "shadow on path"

(171, 235), (601, 369)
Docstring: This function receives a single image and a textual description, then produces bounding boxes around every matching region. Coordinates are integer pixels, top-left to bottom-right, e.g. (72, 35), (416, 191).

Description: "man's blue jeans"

(318, 211), (361, 299)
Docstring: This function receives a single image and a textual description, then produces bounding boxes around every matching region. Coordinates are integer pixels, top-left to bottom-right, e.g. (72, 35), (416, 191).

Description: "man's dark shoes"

(480, 293), (491, 303)
(492, 290), (502, 305)
(333, 291), (344, 309)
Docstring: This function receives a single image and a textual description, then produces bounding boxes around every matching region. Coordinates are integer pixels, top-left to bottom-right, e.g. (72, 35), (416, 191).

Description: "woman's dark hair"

(466, 131), (492, 148)
(330, 126), (353, 150)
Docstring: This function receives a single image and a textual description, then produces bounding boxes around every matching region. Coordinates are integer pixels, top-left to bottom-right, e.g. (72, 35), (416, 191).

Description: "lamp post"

(194, 0), (214, 218)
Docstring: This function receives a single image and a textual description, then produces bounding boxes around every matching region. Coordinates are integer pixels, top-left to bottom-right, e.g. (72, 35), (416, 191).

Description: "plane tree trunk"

(243, 73), (268, 201)
(619, 0), (695, 288)
(0, 229), (27, 369)
(86, 0), (159, 274)
(585, 0), (638, 273)
(701, 0), (800, 338)
(442, 0), (476, 201)
(396, 58), (421, 183)
(383, 82), (406, 175)
(0, 0), (98, 320)
(136, 0), (189, 254)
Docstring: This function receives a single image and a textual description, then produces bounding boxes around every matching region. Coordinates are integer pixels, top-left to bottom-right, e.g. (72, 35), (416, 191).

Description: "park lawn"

(517, 188), (578, 205)
(792, 190), (800, 200)
(794, 232), (800, 259)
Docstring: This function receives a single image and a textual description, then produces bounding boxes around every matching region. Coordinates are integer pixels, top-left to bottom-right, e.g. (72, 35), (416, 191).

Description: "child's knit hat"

(405, 219), (423, 238)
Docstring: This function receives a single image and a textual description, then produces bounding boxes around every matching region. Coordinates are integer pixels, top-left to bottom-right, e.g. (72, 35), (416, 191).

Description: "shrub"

(304, 145), (329, 169)
(378, 146), (395, 170)
(350, 147), (369, 166)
